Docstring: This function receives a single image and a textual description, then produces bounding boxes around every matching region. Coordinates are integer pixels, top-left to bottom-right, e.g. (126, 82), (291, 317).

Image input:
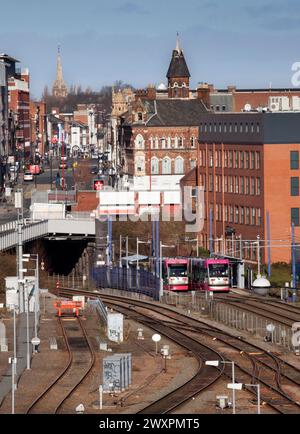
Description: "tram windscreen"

(168, 265), (188, 277)
(208, 263), (229, 277)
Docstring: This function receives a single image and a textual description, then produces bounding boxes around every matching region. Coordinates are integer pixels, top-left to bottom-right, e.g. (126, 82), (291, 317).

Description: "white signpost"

(152, 333), (161, 354)
(107, 313), (124, 343)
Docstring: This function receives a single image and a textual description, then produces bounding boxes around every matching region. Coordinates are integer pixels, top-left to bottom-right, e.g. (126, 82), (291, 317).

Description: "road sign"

(93, 179), (104, 191)
(152, 334), (161, 342)
(94, 179), (104, 191)
(31, 337), (40, 346)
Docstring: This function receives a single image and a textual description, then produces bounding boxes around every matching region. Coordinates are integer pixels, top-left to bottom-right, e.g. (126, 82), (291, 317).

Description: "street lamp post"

(257, 235), (261, 277)
(13, 306), (17, 388)
(99, 384), (103, 410)
(126, 236), (129, 269)
(185, 237), (199, 257)
(20, 258), (39, 370)
(136, 238), (151, 271)
(9, 357), (17, 414)
(206, 360), (236, 414)
(19, 277), (31, 370)
(119, 235), (122, 268)
(136, 237), (139, 271)
(227, 382), (261, 414)
(245, 384), (261, 414)
(22, 254), (39, 339)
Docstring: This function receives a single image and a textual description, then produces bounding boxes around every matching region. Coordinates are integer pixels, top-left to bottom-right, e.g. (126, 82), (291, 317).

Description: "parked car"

(90, 166), (98, 174)
(24, 171), (33, 181)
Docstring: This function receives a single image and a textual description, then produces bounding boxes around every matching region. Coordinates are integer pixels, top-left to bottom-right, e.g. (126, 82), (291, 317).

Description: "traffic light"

(56, 281), (60, 291)
(93, 179), (104, 191)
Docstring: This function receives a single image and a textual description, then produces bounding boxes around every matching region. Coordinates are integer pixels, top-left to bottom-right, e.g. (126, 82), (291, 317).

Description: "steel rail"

(26, 316), (95, 414)
(58, 288), (300, 413)
(26, 317), (73, 414)
(54, 316), (96, 414)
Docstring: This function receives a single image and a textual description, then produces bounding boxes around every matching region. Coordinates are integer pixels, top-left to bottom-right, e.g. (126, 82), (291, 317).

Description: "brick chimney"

(227, 85), (236, 93)
(197, 82), (210, 108)
(21, 68), (30, 85)
(146, 84), (156, 100)
(135, 85), (156, 101)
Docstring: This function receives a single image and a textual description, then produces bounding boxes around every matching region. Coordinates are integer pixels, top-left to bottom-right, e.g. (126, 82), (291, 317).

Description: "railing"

(162, 291), (294, 352)
(66, 212), (95, 220)
(48, 190), (77, 203)
(87, 299), (108, 323)
(0, 219), (48, 251)
(92, 266), (160, 301)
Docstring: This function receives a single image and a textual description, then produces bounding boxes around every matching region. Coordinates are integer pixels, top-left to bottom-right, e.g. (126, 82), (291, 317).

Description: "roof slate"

(166, 49), (190, 78)
(146, 99), (208, 126)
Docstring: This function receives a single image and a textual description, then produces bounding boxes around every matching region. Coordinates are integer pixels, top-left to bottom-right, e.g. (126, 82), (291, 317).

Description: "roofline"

(0, 54), (20, 63)
(217, 88), (300, 93)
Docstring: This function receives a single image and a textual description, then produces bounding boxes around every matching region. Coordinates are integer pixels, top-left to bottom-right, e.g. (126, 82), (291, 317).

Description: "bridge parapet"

(0, 220), (48, 251)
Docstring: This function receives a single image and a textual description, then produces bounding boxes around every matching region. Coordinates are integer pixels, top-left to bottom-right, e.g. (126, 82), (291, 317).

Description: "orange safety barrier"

(54, 300), (83, 317)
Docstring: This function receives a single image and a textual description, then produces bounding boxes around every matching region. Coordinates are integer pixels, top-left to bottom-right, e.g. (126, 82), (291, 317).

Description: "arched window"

(175, 157), (184, 174)
(150, 137), (154, 149)
(135, 133), (144, 149)
(135, 154), (145, 174)
(190, 137), (195, 147)
(151, 157), (159, 174)
(161, 137), (166, 149)
(155, 137), (159, 149)
(174, 137), (178, 148)
(167, 137), (171, 148)
(190, 159), (196, 169)
(178, 137), (183, 147)
(162, 156), (171, 174)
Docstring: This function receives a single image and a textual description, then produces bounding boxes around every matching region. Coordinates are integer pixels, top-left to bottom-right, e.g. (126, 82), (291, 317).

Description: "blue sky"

(1, 0), (300, 98)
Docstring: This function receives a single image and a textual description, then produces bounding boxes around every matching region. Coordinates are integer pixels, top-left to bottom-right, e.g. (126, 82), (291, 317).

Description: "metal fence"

(163, 291), (294, 352)
(92, 266), (160, 301)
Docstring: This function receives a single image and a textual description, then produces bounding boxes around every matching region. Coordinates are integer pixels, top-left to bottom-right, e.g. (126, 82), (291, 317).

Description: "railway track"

(59, 288), (300, 413)
(105, 305), (227, 413)
(102, 297), (300, 414)
(26, 316), (95, 414)
(215, 294), (300, 327)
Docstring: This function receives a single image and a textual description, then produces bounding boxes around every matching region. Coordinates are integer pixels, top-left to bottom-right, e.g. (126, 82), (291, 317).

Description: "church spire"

(52, 45), (68, 98)
(167, 35), (190, 98)
(56, 45), (63, 81)
(175, 32), (181, 53)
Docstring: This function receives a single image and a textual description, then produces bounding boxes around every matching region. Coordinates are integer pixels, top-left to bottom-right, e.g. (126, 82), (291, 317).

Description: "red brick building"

(0, 55), (31, 160)
(119, 42), (208, 188)
(30, 101), (46, 156)
(8, 70), (30, 158)
(181, 111), (300, 265)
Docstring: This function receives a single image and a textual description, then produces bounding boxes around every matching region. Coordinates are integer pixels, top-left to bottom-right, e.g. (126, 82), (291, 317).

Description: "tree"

(41, 82), (134, 114)
(42, 85), (50, 100)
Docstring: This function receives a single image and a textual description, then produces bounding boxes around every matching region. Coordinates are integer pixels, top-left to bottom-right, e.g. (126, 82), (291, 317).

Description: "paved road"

(0, 158), (110, 224)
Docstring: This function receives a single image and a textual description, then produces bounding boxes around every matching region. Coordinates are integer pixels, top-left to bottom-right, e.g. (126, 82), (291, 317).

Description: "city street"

(1, 1), (300, 423)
